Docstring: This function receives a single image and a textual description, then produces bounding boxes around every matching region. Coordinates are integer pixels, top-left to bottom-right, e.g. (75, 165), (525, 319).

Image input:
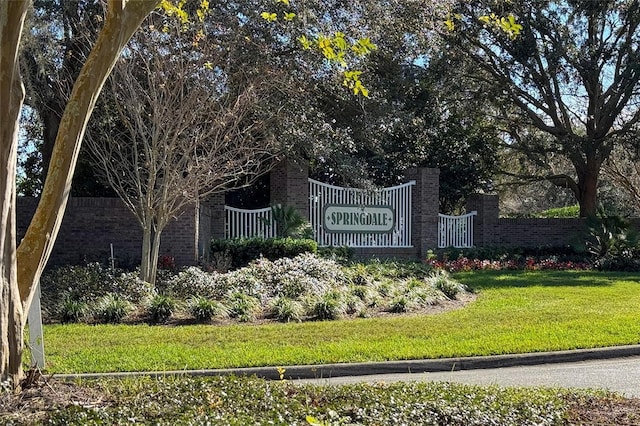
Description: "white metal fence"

(225, 206), (275, 239)
(309, 178), (415, 247)
(438, 211), (477, 248)
(225, 183), (476, 250)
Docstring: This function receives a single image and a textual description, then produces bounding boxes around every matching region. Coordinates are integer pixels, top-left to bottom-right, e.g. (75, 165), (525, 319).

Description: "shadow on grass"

(453, 269), (640, 290)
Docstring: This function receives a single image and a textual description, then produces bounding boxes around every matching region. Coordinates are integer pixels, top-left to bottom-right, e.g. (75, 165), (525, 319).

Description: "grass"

(40, 270), (640, 374)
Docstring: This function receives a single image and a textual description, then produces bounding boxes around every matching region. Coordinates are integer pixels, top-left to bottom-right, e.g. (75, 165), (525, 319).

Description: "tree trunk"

(576, 157), (601, 218)
(0, 0), (29, 386)
(149, 227), (163, 286)
(140, 225), (153, 284)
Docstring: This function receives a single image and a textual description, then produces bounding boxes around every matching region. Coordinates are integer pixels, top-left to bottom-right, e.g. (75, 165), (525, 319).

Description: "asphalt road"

(296, 356), (640, 397)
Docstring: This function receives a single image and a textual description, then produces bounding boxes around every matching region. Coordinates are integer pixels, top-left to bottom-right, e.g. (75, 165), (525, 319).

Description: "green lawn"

(40, 270), (640, 374)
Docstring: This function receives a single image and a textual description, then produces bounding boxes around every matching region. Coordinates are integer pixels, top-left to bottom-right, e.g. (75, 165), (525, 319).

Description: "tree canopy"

(445, 0), (640, 217)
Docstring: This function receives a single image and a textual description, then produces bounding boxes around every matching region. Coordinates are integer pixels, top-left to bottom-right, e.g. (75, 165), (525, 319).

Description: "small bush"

(148, 294), (176, 324)
(113, 271), (155, 303)
(269, 296), (304, 323)
(351, 285), (374, 304)
(93, 293), (131, 324)
(187, 297), (228, 322)
(226, 292), (260, 322)
(344, 293), (365, 315)
(318, 245), (354, 263)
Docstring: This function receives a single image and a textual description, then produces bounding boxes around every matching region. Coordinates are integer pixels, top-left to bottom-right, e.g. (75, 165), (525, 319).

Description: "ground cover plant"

(38, 269), (640, 374)
(2, 374), (637, 425)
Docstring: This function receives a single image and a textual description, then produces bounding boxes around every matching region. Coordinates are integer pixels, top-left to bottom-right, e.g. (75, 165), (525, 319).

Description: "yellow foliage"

(261, 11), (278, 22)
(351, 37), (376, 56)
(159, 0), (210, 25)
(297, 35), (312, 49)
(478, 13), (522, 39)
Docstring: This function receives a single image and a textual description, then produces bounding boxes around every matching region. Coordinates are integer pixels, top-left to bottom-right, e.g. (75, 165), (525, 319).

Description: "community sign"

(323, 204), (395, 233)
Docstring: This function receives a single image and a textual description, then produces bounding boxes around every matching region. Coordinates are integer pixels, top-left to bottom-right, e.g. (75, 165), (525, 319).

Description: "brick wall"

(466, 194), (640, 248)
(17, 197), (200, 268)
(406, 167), (440, 258)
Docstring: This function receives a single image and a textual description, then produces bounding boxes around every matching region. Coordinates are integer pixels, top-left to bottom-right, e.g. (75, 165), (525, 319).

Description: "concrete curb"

(55, 344), (640, 382)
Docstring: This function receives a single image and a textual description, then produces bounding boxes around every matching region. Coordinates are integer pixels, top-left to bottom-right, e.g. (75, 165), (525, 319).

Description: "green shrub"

(41, 263), (115, 306)
(351, 284), (374, 304)
(250, 253), (345, 299)
(113, 271), (155, 303)
(438, 245), (585, 263)
(269, 296), (304, 322)
(535, 205), (580, 218)
(187, 297), (228, 322)
(317, 245), (354, 263)
(344, 293), (365, 315)
(210, 237), (317, 269)
(93, 293), (131, 324)
(148, 294), (176, 324)
(41, 263), (155, 312)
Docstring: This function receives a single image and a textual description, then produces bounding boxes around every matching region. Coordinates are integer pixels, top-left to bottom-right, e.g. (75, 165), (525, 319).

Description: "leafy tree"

(445, 0), (640, 217)
(19, 0), (116, 196)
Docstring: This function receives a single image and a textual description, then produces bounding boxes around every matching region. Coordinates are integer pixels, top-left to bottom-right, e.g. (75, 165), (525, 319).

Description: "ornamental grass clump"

(226, 292), (260, 322)
(428, 269), (461, 299)
(148, 294), (177, 324)
(312, 290), (347, 320)
(268, 296), (304, 323)
(187, 297), (228, 322)
(58, 294), (88, 324)
(93, 293), (132, 324)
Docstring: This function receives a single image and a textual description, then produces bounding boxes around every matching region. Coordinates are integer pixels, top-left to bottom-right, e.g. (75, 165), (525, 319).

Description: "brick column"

(405, 167), (440, 258)
(269, 158), (309, 220)
(198, 193), (225, 259)
(465, 194), (499, 247)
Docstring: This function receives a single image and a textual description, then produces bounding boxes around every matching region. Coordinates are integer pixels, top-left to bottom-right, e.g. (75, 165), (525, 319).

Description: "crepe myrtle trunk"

(1, 0), (160, 387)
(0, 0), (30, 387)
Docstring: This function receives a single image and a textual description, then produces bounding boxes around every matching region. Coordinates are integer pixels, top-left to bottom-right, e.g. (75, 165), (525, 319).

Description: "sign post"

(27, 281), (45, 369)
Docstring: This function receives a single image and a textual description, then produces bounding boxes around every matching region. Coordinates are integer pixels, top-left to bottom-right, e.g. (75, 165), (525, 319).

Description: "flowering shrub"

(246, 253), (347, 299)
(165, 266), (222, 299)
(425, 256), (591, 272)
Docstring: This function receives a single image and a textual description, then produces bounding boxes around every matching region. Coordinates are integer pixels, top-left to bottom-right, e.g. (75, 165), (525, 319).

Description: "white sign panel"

(323, 204), (395, 233)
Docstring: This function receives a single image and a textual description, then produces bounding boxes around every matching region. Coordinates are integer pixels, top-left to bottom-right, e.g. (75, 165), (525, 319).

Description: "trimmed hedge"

(210, 237), (317, 269)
